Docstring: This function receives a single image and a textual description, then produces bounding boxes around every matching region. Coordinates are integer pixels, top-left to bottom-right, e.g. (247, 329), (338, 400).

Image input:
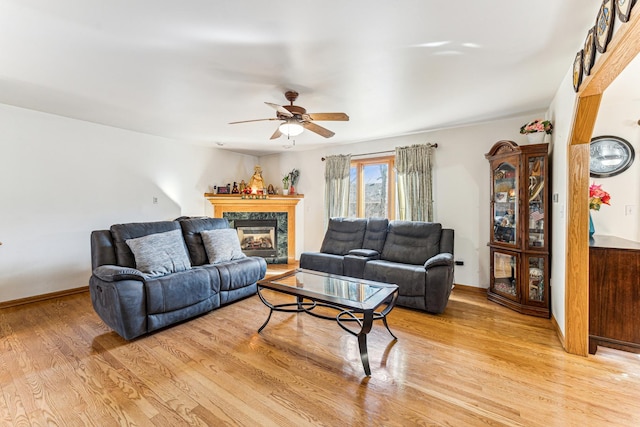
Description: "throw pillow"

(200, 228), (246, 264)
(125, 229), (191, 277)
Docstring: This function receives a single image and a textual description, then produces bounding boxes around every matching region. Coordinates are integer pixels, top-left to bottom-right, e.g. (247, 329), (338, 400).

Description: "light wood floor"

(1, 272), (639, 426)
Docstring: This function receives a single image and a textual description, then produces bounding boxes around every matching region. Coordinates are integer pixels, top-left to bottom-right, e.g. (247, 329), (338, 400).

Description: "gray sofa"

(300, 218), (454, 313)
(89, 217), (267, 340)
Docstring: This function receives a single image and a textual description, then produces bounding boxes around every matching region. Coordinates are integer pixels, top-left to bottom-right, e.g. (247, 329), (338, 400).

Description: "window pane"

(363, 164), (388, 218)
(348, 166), (357, 217)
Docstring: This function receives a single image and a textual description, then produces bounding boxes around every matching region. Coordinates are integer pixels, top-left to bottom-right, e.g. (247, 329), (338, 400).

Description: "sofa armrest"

(93, 265), (146, 282)
(344, 250), (380, 279)
(348, 248), (380, 259)
(424, 252), (453, 269)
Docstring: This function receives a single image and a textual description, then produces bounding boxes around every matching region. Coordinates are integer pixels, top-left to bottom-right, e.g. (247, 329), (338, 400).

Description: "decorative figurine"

(248, 165), (265, 193)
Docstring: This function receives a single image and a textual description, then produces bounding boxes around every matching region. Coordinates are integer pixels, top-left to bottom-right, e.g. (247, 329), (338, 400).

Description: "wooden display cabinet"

(485, 140), (550, 318)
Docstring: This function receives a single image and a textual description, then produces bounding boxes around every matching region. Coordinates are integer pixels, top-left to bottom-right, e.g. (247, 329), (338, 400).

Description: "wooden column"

(564, 8), (640, 355)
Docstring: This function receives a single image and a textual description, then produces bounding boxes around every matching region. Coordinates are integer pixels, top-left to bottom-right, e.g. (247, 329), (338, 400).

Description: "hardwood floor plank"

(1, 278), (640, 426)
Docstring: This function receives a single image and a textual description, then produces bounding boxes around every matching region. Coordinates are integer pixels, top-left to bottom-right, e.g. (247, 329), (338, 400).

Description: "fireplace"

(205, 193), (303, 264)
(233, 219), (278, 258)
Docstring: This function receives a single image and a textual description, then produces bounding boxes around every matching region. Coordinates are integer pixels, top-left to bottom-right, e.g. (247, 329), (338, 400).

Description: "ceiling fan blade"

(265, 102), (293, 117)
(307, 112), (349, 121)
(303, 121), (335, 138)
(229, 118), (278, 124)
(270, 127), (283, 140)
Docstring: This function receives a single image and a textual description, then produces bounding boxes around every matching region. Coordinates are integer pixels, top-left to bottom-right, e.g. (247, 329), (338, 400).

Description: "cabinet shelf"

(486, 140), (550, 318)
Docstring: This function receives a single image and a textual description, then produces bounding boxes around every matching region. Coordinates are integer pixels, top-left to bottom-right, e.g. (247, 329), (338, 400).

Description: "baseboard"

(452, 283), (488, 295)
(551, 314), (566, 350)
(0, 286), (89, 309)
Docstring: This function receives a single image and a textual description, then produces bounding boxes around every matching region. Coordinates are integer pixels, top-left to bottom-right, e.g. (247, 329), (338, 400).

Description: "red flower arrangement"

(589, 183), (611, 211)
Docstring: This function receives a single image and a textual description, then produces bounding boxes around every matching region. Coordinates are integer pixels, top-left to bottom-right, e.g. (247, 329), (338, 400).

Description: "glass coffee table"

(257, 268), (399, 376)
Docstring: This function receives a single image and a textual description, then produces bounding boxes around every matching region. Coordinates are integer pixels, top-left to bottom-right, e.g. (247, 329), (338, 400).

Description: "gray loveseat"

(300, 218), (454, 313)
(89, 217), (267, 340)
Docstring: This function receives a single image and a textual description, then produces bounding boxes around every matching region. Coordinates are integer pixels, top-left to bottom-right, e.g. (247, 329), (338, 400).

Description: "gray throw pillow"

(201, 229), (246, 264)
(125, 229), (191, 277)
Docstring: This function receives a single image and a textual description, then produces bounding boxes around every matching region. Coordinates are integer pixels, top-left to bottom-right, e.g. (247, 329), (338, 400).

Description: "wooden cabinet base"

(589, 235), (640, 355)
(487, 290), (550, 318)
(589, 335), (640, 355)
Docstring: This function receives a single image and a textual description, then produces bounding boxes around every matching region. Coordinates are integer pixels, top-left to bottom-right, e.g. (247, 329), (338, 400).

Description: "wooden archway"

(565, 10), (640, 355)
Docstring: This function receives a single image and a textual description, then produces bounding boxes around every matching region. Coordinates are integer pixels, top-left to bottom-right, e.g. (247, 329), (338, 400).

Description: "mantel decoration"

(520, 119), (553, 144)
(288, 168), (300, 195)
(281, 174), (290, 195)
(589, 182), (611, 236)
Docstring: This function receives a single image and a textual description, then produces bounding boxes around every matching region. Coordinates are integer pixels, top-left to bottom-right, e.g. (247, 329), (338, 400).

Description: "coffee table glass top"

(261, 269), (397, 308)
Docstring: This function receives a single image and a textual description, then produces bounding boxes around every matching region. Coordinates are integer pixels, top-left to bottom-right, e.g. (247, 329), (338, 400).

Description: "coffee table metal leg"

(357, 333), (370, 376)
(357, 311), (374, 376)
(257, 287), (274, 332)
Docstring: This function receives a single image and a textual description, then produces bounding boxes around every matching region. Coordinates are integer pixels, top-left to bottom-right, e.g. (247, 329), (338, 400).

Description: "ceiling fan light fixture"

(279, 120), (304, 137)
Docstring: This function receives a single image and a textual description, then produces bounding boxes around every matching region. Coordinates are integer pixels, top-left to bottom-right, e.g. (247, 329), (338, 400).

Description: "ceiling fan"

(229, 91), (349, 139)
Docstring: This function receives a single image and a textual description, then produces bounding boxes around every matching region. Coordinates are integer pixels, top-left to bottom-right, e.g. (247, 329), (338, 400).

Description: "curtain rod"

(321, 143), (438, 161)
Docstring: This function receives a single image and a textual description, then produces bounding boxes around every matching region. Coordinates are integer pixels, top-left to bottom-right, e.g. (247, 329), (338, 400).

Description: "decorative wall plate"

(573, 50), (584, 92)
(583, 27), (596, 76)
(589, 135), (635, 177)
(595, 0), (615, 53)
(616, 0), (637, 22)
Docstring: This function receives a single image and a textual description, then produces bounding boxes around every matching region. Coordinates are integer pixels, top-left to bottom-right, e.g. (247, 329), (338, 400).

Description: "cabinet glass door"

(492, 251), (518, 299)
(493, 162), (518, 245)
(526, 256), (545, 303)
(527, 156), (545, 249)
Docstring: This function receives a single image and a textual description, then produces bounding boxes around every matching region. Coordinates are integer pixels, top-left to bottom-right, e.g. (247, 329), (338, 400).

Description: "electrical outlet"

(625, 205), (636, 216)
(153, 197), (158, 204)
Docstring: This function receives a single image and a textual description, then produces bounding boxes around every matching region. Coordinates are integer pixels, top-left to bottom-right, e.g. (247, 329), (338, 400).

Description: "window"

(348, 156), (395, 219)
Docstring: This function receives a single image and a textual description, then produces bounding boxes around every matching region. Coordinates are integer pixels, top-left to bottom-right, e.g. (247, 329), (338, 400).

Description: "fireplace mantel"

(204, 193), (304, 262)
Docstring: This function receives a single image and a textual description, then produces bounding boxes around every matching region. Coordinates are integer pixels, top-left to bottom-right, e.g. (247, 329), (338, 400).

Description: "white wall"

(0, 103), (258, 302)
(259, 113), (545, 288)
(590, 94), (640, 240)
(547, 67), (576, 337)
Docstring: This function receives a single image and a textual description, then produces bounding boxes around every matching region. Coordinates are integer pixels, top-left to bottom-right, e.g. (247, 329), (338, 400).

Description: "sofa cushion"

(381, 221), (442, 265)
(300, 252), (345, 276)
(126, 229), (192, 277)
(111, 220), (180, 268)
(178, 217), (230, 266)
(145, 268), (216, 314)
(319, 218), (367, 255)
(201, 229), (246, 264)
(364, 260), (427, 297)
(362, 218), (389, 253)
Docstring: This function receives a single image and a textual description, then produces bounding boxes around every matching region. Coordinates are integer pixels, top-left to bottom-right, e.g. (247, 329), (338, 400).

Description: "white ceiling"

(0, 1), (604, 156)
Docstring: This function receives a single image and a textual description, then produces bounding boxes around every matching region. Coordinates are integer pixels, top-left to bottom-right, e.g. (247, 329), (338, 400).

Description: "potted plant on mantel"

(282, 174), (290, 195)
(288, 169), (300, 195)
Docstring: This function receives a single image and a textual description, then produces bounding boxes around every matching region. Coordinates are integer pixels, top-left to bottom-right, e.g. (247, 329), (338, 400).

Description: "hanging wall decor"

(573, 50), (584, 92)
(583, 27), (596, 76)
(595, 0), (615, 53)
(616, 0), (637, 22)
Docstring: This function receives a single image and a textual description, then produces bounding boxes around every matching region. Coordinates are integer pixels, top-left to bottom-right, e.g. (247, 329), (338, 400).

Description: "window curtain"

(395, 143), (435, 221)
(324, 154), (351, 224)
